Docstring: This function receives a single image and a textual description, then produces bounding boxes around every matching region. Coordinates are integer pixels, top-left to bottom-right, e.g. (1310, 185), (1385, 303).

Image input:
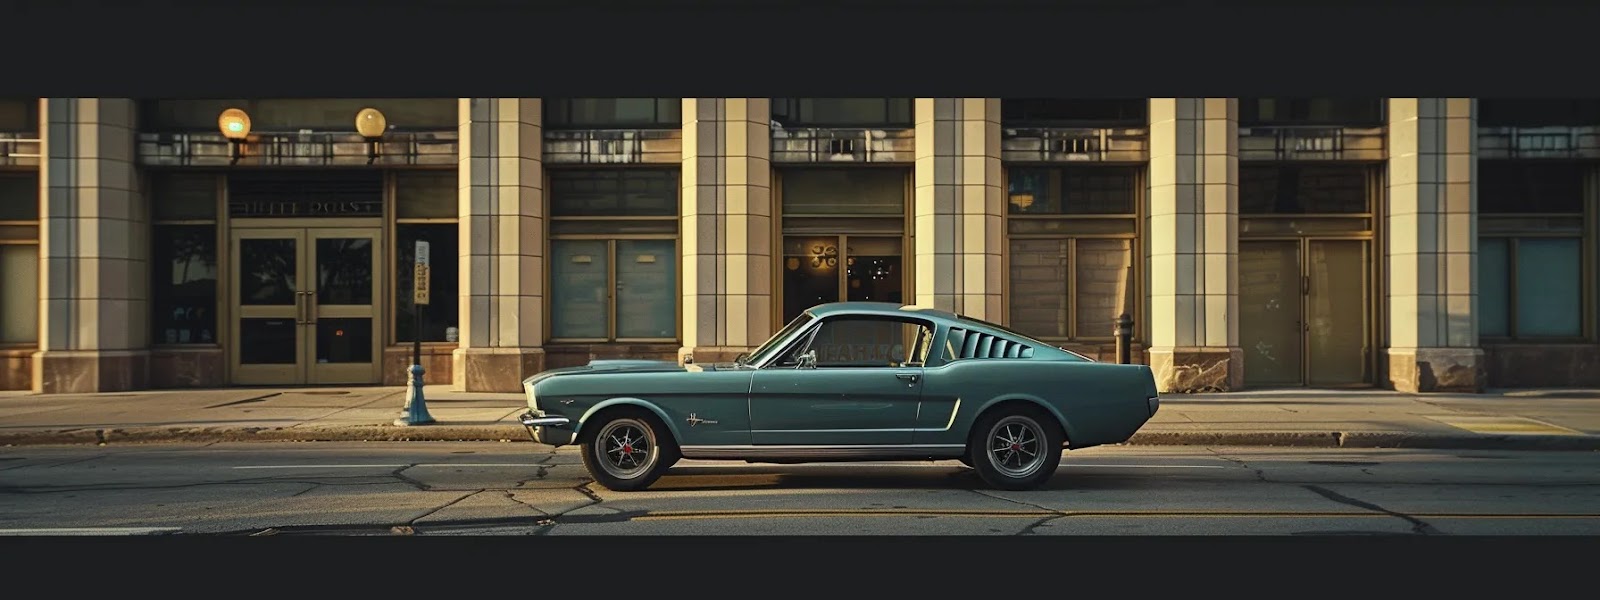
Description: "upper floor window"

(140, 99), (457, 132)
(771, 98), (913, 128)
(0, 98), (39, 133)
(1239, 98), (1385, 127)
(543, 98), (682, 129)
(1479, 99), (1600, 128)
(1001, 99), (1147, 127)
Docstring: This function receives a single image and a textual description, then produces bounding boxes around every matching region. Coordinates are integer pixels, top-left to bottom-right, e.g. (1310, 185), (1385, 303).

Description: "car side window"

(791, 317), (934, 368)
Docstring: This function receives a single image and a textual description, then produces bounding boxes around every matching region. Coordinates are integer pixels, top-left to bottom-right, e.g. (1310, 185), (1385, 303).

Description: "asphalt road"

(1, 442), (1597, 536)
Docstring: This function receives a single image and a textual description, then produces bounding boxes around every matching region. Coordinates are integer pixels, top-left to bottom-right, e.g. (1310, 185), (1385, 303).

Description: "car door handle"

(895, 372), (920, 384)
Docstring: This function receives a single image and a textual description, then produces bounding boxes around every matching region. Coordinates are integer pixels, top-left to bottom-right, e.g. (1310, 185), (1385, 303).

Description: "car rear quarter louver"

(948, 327), (1034, 360)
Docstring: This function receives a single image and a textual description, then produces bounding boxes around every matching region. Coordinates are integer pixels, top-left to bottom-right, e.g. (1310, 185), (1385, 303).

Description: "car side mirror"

(796, 350), (817, 370)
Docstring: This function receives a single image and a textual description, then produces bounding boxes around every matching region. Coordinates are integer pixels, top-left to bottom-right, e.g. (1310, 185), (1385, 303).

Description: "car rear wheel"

(580, 409), (674, 491)
(967, 406), (1063, 491)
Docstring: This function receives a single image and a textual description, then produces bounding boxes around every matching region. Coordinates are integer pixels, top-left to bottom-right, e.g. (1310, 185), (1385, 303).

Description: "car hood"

(521, 359), (738, 386)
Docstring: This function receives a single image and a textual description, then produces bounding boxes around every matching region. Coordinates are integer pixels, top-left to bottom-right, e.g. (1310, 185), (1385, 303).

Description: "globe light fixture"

(356, 107), (387, 164)
(217, 108), (251, 164)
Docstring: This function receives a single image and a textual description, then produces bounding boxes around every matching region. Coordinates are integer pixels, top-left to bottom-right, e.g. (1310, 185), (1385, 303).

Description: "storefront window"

(394, 171), (459, 343)
(1, 172), (39, 345)
(1477, 161), (1590, 340)
(548, 169), (679, 342)
(1005, 166), (1139, 341)
(149, 173), (219, 346)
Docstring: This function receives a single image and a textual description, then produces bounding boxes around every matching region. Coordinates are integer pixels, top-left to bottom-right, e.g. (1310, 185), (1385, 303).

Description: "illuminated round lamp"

(355, 108), (388, 139)
(217, 108), (251, 140)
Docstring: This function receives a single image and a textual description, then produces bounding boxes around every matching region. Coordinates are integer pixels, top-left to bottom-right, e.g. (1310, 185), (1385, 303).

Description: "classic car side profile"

(518, 302), (1160, 491)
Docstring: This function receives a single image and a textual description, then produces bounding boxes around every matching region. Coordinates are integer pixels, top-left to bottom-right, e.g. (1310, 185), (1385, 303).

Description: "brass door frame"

(228, 220), (384, 385)
(1241, 235), (1374, 388)
(305, 227), (384, 385)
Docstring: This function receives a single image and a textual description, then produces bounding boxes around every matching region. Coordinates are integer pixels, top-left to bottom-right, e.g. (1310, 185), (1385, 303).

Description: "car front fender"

(575, 397), (685, 443)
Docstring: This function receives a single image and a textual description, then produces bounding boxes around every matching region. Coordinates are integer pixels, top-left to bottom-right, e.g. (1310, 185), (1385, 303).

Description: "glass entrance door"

(781, 235), (904, 323)
(230, 227), (382, 385)
(1239, 238), (1371, 388)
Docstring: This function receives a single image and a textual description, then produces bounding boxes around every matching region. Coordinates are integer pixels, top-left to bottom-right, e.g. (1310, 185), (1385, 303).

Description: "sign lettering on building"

(228, 199), (383, 218)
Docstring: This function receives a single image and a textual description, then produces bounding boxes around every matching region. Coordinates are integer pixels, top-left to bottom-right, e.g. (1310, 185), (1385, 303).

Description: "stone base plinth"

(452, 348), (546, 393)
(1149, 347), (1244, 393)
(1387, 347), (1485, 393)
(32, 350), (149, 394)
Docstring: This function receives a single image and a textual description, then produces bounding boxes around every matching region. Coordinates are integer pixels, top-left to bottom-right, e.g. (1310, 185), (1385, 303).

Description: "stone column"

(678, 99), (773, 364)
(452, 98), (545, 392)
(1385, 98), (1484, 392)
(1146, 98), (1242, 392)
(912, 98), (1004, 319)
(33, 98), (149, 393)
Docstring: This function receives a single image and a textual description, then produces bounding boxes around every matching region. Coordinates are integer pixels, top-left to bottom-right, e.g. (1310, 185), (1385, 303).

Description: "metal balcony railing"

(771, 127), (915, 163)
(1237, 125), (1387, 161)
(1477, 126), (1600, 159)
(137, 131), (458, 167)
(1001, 127), (1149, 163)
(0, 133), (41, 167)
(543, 129), (682, 164)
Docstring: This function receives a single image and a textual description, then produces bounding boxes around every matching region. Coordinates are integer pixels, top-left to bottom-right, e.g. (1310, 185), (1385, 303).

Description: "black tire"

(579, 408), (676, 491)
(966, 405), (1064, 491)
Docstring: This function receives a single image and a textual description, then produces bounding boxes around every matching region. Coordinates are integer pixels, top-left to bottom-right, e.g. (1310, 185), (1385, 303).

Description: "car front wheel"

(967, 406), (1064, 491)
(580, 409), (673, 492)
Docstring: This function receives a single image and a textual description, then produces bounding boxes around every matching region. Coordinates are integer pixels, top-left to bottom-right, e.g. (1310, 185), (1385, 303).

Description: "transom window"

(1001, 99), (1148, 127)
(1239, 98), (1385, 127)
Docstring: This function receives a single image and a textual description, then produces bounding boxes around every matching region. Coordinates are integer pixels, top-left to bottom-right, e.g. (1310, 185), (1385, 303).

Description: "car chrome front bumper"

(518, 411), (575, 446)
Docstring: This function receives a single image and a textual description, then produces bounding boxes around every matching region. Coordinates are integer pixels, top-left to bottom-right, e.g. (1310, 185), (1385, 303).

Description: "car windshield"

(741, 312), (815, 366)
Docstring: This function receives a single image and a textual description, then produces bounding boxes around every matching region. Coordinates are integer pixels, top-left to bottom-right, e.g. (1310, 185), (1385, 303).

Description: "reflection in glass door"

(781, 235), (903, 323)
(230, 227), (382, 385)
(233, 230), (304, 385)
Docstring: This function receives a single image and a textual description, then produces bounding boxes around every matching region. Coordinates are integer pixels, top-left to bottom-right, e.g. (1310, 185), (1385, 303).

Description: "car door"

(748, 315), (934, 446)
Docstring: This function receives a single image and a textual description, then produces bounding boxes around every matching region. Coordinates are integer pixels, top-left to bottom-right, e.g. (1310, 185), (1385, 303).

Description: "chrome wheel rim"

(595, 418), (658, 480)
(987, 415), (1047, 479)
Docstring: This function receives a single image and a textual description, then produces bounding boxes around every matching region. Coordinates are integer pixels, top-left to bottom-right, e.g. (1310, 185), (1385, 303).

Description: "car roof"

(806, 302), (959, 321)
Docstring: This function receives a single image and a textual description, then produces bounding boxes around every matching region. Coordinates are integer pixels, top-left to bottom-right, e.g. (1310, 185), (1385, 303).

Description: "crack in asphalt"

(1209, 449), (1269, 482)
(967, 489), (1068, 536)
(407, 490), (480, 526)
(1301, 484), (1441, 535)
(390, 465), (432, 490)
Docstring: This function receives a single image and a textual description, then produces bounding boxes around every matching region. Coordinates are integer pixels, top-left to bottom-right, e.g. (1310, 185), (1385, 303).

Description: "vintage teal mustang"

(518, 302), (1160, 491)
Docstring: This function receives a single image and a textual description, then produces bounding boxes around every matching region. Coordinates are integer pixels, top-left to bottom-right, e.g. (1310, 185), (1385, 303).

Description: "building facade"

(0, 97), (1596, 394)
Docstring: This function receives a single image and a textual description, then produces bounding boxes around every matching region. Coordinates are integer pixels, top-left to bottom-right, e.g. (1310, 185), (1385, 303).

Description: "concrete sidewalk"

(1, 385), (1598, 451)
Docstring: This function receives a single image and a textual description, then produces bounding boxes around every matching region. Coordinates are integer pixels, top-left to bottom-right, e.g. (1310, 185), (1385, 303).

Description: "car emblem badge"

(560, 399), (576, 405)
(686, 413), (718, 427)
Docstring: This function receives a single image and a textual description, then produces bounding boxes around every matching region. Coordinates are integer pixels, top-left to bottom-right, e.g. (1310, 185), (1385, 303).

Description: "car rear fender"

(973, 394), (1078, 445)
(575, 397), (685, 443)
